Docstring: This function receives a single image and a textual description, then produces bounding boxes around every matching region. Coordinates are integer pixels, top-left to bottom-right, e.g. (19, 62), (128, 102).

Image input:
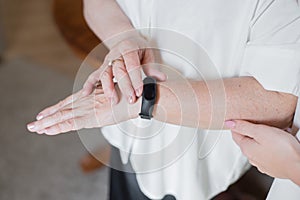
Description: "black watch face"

(144, 83), (156, 100)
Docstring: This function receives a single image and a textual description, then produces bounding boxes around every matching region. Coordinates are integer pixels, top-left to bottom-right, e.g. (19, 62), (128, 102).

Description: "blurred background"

(0, 0), (108, 199)
(0, 0), (274, 200)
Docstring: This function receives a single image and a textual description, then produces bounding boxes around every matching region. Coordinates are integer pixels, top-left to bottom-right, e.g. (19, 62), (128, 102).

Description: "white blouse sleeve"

(240, 0), (300, 96)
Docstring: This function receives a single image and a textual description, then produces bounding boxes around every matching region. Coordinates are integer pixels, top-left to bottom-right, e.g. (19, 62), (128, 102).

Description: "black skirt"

(109, 146), (176, 200)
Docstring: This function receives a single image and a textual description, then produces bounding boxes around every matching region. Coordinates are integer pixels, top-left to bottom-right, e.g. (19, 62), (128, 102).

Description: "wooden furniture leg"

(80, 144), (111, 173)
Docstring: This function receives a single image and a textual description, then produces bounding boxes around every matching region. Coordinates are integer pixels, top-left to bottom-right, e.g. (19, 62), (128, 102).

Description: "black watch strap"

(139, 77), (157, 120)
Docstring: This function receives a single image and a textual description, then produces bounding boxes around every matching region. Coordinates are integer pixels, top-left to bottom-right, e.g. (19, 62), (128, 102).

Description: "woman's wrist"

(128, 81), (176, 121)
(152, 81), (181, 124)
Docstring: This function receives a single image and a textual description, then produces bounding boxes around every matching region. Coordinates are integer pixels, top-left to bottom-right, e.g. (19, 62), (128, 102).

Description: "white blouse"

(100, 0), (300, 199)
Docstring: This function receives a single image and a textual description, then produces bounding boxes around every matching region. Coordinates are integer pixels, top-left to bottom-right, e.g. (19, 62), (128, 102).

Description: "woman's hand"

(226, 120), (300, 185)
(27, 87), (141, 135)
(82, 36), (166, 105)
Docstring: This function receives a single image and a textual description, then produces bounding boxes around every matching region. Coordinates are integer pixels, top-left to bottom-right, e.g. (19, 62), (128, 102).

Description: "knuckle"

(132, 81), (143, 91)
(58, 112), (65, 122)
(96, 95), (107, 104)
(120, 87), (133, 98)
(56, 123), (63, 132)
(61, 110), (70, 118)
(130, 73), (142, 82)
(94, 104), (101, 112)
(134, 85), (142, 92)
(57, 100), (64, 107)
(55, 110), (65, 121)
(101, 70), (111, 81)
(103, 88), (113, 98)
(113, 66), (127, 80)
(118, 81), (133, 92)
(54, 111), (62, 119)
(65, 119), (74, 129)
(94, 99), (106, 110)
(126, 88), (135, 97)
(127, 63), (140, 72)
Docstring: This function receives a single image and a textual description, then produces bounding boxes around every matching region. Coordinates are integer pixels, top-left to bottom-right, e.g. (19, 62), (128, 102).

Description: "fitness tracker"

(139, 77), (157, 120)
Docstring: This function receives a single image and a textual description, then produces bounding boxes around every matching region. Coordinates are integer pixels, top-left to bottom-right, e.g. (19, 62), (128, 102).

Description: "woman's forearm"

(26, 76), (297, 134)
(133, 77), (297, 129)
(83, 0), (135, 48)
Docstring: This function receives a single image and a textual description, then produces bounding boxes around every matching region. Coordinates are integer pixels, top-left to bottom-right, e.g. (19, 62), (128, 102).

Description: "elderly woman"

(27, 0), (300, 199)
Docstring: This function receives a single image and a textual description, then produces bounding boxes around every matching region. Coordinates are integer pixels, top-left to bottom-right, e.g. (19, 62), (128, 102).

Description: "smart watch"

(139, 77), (157, 120)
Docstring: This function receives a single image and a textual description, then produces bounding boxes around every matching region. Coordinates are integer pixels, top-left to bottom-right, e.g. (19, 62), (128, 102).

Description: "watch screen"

(144, 83), (155, 100)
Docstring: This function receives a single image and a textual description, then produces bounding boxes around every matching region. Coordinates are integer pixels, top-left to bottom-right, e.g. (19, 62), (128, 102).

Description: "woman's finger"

(231, 132), (245, 146)
(36, 90), (83, 120)
(28, 108), (75, 132)
(82, 48), (121, 97)
(226, 120), (265, 140)
(42, 117), (82, 135)
(232, 131), (260, 161)
(112, 60), (136, 104)
(100, 66), (118, 104)
(43, 112), (100, 135)
(122, 50), (143, 97)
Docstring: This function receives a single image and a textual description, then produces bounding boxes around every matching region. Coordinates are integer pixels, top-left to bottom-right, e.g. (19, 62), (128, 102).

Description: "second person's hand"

(225, 120), (300, 185)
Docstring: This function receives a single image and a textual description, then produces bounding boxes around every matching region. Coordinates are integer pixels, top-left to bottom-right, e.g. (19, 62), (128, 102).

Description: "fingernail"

(225, 120), (236, 129)
(36, 114), (43, 120)
(135, 88), (142, 97)
(111, 97), (117, 105)
(129, 95), (133, 104)
(27, 124), (35, 131)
